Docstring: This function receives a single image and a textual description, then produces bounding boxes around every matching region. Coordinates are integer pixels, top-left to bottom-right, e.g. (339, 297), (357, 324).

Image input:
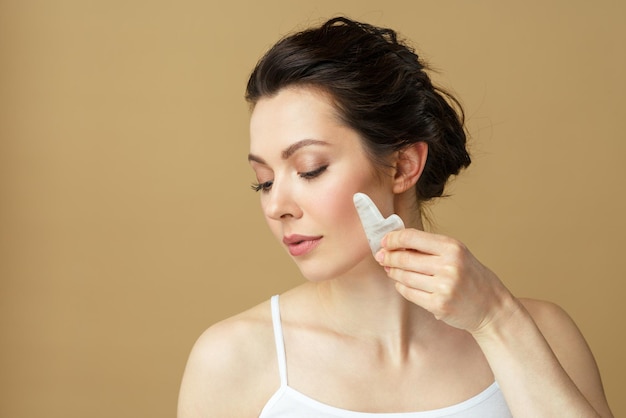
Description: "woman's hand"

(375, 228), (518, 334)
(376, 228), (614, 417)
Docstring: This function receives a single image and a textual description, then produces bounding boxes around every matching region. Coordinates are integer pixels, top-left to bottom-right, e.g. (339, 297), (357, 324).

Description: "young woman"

(178, 17), (613, 417)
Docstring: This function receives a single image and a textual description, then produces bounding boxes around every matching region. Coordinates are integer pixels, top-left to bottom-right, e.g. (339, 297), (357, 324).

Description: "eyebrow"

(248, 139), (330, 164)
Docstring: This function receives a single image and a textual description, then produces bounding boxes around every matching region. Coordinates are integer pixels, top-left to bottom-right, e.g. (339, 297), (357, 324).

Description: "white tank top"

(259, 295), (512, 418)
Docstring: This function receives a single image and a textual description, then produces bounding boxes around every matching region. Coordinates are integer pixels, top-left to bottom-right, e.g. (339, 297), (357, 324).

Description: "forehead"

(249, 86), (349, 154)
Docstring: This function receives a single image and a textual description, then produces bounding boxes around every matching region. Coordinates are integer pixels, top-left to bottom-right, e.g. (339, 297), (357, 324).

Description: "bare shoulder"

(519, 298), (580, 334)
(177, 300), (279, 418)
(519, 298), (595, 368)
(519, 298), (613, 417)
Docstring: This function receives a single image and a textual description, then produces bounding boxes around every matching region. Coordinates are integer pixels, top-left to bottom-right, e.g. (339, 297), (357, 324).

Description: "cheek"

(312, 182), (375, 260)
(306, 179), (364, 231)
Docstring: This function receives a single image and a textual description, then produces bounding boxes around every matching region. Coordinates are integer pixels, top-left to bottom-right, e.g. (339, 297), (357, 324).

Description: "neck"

(311, 272), (438, 364)
(311, 211), (434, 347)
(301, 201), (435, 355)
(395, 192), (425, 230)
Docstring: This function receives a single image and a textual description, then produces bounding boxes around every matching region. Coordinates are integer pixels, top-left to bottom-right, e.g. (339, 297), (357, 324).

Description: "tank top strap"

(270, 295), (288, 386)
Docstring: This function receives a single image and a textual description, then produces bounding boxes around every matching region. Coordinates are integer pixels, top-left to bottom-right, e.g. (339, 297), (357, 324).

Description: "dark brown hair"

(245, 17), (471, 202)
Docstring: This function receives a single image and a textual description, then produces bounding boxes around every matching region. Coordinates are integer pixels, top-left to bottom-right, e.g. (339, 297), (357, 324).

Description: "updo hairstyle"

(245, 17), (471, 203)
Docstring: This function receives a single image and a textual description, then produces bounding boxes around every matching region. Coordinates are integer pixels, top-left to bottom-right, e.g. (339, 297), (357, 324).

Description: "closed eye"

(251, 180), (273, 192)
(299, 165), (328, 180)
(251, 165), (327, 192)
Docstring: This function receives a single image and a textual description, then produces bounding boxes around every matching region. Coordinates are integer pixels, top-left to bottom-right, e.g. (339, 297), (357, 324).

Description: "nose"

(264, 178), (303, 221)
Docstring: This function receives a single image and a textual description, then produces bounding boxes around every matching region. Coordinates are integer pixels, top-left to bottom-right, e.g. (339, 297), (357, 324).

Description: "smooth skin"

(178, 86), (613, 417)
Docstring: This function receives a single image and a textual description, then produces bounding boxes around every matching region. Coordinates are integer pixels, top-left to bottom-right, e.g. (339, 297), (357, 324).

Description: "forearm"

(472, 297), (603, 418)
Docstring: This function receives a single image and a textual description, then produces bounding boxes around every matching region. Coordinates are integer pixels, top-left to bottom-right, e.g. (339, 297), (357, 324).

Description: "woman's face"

(248, 86), (397, 281)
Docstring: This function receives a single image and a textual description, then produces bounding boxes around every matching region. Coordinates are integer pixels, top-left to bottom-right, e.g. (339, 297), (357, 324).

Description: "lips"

(283, 234), (323, 257)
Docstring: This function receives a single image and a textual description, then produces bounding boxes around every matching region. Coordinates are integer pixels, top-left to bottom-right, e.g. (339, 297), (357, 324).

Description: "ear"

(392, 142), (428, 194)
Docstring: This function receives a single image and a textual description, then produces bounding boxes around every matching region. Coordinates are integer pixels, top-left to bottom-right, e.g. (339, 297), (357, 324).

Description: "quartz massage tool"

(353, 192), (405, 255)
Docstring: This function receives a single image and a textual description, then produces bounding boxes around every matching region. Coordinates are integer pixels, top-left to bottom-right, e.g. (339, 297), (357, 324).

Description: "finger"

(394, 282), (433, 310)
(395, 282), (453, 322)
(382, 228), (452, 255)
(386, 267), (437, 293)
(377, 248), (437, 276)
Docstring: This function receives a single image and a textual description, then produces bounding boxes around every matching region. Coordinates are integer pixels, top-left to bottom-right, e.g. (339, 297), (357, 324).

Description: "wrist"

(471, 292), (527, 343)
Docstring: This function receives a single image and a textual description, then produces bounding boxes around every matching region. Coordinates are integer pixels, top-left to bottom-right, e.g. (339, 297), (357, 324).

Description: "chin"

(290, 259), (334, 282)
(292, 251), (375, 283)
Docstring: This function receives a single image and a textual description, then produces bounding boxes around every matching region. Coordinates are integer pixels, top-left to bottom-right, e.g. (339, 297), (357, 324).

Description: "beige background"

(1, 1), (624, 417)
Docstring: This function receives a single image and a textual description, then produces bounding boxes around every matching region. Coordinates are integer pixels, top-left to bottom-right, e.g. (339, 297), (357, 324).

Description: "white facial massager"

(353, 192), (405, 255)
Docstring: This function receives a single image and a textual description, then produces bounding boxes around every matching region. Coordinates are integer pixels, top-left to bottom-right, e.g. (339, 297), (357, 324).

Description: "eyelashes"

(251, 165), (329, 193)
(251, 180), (273, 192)
(299, 165), (328, 180)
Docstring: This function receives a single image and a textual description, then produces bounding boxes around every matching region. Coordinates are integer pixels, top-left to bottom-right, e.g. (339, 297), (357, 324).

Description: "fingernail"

(375, 250), (384, 263)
